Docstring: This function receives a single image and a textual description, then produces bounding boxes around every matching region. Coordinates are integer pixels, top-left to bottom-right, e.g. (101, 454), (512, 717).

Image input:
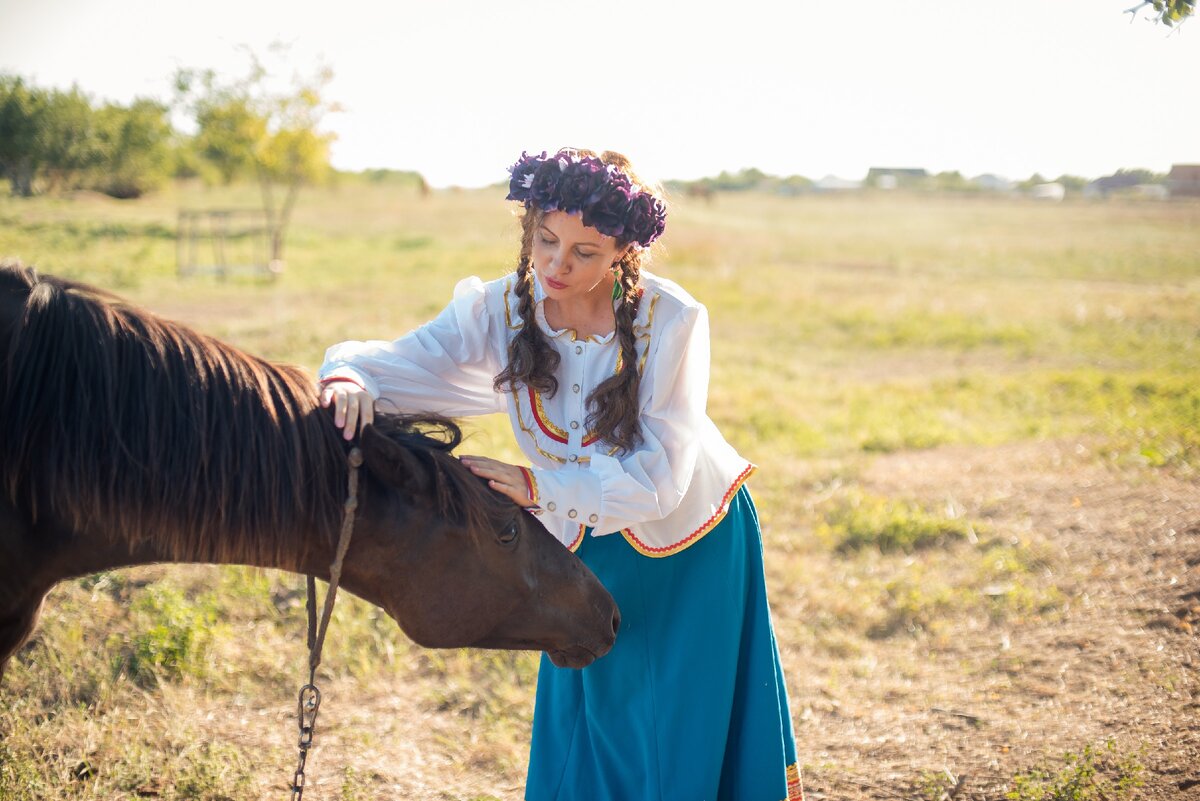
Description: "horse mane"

(367, 415), (517, 536)
(0, 263), (505, 567)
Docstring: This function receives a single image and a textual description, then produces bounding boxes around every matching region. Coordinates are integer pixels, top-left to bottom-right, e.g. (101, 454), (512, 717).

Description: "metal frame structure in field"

(176, 208), (281, 279)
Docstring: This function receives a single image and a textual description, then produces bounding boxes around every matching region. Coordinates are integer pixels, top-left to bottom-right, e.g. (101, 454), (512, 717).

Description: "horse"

(0, 262), (619, 683)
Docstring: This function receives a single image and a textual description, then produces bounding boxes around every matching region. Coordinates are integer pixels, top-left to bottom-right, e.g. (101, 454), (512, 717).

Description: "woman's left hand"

(460, 455), (538, 507)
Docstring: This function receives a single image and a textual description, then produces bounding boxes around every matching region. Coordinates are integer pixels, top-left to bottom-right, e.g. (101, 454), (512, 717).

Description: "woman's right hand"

(319, 380), (374, 440)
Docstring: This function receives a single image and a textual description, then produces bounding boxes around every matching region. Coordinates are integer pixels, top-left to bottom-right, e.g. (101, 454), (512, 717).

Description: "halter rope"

(289, 445), (363, 800)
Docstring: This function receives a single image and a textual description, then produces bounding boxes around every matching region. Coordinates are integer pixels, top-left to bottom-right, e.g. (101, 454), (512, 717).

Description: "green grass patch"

(1007, 740), (1145, 801)
(108, 584), (220, 686)
(819, 492), (978, 554)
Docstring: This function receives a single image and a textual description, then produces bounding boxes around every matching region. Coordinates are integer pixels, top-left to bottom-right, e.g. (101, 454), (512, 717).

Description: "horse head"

(337, 416), (619, 669)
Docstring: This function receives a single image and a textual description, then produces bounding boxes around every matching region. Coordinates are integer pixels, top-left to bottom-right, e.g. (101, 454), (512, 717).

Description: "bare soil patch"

(781, 438), (1199, 800)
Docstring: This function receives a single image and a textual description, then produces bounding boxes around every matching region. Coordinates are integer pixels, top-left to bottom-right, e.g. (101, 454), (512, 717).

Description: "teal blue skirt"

(526, 486), (803, 801)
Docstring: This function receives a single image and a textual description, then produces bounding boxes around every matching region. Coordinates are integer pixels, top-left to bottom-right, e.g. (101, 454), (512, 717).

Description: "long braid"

(585, 251), (644, 454)
(494, 209), (560, 396)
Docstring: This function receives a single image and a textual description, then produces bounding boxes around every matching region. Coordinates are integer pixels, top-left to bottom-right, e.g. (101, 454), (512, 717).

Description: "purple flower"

(622, 193), (667, 246)
(557, 157), (610, 214)
(506, 151), (545, 202)
(529, 157), (566, 211)
(581, 183), (632, 238)
(503, 149), (667, 246)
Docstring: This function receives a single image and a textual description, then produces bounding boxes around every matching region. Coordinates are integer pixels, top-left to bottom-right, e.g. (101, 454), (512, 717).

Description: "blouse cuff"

(528, 465), (604, 530)
(318, 365), (379, 400)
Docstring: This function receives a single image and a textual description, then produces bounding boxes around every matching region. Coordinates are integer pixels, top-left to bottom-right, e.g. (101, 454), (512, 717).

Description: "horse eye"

(498, 519), (519, 545)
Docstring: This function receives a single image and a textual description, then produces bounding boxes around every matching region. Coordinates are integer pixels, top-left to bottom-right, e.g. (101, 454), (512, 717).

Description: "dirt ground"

(788, 439), (1200, 801)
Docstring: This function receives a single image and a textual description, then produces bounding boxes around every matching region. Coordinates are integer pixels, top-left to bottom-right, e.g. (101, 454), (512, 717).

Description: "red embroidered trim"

(319, 376), (367, 392)
(528, 386), (568, 443)
(620, 464), (756, 558)
(567, 524), (586, 552)
(527, 386), (602, 447)
(517, 466), (538, 506)
(786, 762), (804, 800)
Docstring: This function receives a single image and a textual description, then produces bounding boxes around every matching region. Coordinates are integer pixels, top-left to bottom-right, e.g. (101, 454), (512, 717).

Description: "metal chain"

(288, 446), (362, 800)
(290, 683), (321, 798)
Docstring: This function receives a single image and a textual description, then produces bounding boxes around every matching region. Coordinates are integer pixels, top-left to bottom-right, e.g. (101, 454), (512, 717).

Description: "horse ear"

(360, 424), (430, 497)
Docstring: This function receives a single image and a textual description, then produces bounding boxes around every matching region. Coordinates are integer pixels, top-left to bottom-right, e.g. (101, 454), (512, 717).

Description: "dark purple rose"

(606, 167), (633, 194)
(622, 193), (667, 246)
(581, 184), (632, 238)
(529, 157), (566, 212)
(506, 151), (544, 202)
(557, 157), (609, 214)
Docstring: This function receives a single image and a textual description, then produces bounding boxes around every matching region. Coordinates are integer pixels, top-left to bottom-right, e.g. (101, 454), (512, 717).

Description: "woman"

(319, 148), (802, 800)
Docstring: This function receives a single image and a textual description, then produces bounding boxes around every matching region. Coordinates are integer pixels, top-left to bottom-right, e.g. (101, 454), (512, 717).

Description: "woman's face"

(531, 211), (625, 303)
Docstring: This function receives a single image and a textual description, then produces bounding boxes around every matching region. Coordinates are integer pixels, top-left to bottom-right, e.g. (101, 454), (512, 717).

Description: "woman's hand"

(319, 380), (374, 440)
(460, 456), (538, 507)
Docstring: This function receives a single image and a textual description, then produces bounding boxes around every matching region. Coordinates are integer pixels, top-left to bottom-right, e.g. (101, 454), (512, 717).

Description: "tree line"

(0, 76), (177, 199)
(0, 63), (335, 207)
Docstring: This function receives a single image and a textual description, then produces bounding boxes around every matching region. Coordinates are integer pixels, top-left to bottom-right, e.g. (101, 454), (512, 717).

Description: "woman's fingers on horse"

(332, 391), (348, 427)
(359, 402), (373, 433)
(488, 479), (528, 506)
(343, 395), (359, 439)
(464, 459), (513, 482)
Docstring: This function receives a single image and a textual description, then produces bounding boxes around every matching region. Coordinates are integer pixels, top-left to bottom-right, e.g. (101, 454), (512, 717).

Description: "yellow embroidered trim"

(530, 387), (570, 443)
(567, 524), (586, 552)
(517, 466), (538, 506)
(785, 762), (804, 800)
(636, 292), (660, 375)
(503, 278), (522, 331)
(620, 464), (756, 558)
(513, 392), (566, 464)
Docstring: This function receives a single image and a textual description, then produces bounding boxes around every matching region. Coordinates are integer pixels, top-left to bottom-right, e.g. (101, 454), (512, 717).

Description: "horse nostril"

(610, 608), (621, 637)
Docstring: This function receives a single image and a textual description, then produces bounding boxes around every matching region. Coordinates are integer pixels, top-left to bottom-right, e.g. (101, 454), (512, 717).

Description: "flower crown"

(505, 150), (667, 247)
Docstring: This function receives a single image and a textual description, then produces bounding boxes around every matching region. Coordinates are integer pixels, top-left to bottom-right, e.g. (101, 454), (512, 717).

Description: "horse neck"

(29, 505), (345, 592)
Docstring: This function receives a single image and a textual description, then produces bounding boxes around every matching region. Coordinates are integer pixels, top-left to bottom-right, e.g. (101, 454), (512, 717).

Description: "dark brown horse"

(0, 263), (619, 682)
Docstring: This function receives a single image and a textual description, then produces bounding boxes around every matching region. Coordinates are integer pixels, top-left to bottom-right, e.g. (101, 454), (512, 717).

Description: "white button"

(588, 514), (598, 523)
(568, 454), (578, 463)
(547, 501), (557, 511)
(570, 421), (580, 430)
(575, 345), (583, 355)
(572, 383), (580, 393)
(568, 509), (578, 519)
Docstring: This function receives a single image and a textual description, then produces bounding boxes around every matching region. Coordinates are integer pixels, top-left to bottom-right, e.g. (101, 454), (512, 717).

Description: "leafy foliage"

(1140, 0), (1195, 26)
(173, 48), (338, 263)
(0, 76), (173, 198)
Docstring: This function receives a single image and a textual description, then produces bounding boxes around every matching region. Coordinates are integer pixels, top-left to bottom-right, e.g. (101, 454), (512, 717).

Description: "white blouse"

(319, 270), (754, 557)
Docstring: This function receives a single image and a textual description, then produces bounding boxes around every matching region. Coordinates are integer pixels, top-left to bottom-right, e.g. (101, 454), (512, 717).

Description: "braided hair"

(493, 150), (661, 455)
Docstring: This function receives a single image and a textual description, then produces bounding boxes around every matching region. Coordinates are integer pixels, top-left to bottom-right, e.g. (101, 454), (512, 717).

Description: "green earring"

(611, 278), (622, 301)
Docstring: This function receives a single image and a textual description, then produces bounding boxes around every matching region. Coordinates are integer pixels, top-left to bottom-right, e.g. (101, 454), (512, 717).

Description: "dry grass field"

(1, 179), (1197, 800)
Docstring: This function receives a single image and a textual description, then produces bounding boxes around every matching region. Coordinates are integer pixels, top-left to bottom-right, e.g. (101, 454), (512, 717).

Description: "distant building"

(865, 167), (929, 189)
(1084, 172), (1145, 198)
(970, 174), (1015, 192)
(1167, 164), (1200, 197)
(1031, 182), (1065, 201)
(814, 175), (862, 192)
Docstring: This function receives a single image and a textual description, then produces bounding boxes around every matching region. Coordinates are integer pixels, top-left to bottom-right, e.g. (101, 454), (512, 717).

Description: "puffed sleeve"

(526, 303), (709, 534)
(319, 277), (506, 417)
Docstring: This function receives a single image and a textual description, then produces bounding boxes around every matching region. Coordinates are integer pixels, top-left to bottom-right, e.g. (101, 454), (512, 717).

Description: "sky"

(1, 0), (1197, 188)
